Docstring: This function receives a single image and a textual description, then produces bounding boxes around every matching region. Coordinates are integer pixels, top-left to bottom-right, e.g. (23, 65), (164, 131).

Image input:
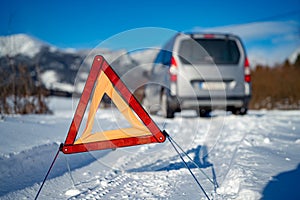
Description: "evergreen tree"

(294, 54), (300, 68)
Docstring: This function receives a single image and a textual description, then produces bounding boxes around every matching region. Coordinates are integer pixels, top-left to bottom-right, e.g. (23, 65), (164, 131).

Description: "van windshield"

(178, 38), (240, 65)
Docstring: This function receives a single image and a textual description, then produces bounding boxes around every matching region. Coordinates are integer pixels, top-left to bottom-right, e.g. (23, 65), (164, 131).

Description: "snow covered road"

(1, 97), (300, 199)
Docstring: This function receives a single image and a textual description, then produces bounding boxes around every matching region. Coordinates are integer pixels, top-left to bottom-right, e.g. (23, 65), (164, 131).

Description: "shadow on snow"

(0, 143), (110, 196)
(128, 145), (212, 172)
(262, 163), (300, 200)
(128, 145), (218, 188)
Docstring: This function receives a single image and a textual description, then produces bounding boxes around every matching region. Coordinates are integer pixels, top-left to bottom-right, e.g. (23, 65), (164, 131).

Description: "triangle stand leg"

(164, 131), (211, 200)
(34, 143), (63, 200)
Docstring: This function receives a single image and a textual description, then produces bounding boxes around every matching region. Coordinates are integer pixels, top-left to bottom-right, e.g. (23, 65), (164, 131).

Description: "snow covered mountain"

(0, 34), (155, 95)
(0, 34), (48, 58)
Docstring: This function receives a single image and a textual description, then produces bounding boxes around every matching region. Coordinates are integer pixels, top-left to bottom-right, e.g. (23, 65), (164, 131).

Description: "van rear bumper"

(176, 96), (251, 110)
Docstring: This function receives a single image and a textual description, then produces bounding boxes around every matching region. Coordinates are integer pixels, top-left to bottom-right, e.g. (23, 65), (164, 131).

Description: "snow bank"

(0, 97), (110, 196)
(0, 141), (110, 196)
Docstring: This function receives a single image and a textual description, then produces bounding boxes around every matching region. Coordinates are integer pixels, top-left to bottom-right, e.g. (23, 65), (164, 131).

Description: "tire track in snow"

(67, 112), (261, 199)
(210, 114), (261, 199)
(67, 145), (162, 199)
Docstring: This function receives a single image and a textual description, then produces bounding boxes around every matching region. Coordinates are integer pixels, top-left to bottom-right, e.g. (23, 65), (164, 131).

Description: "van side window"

(154, 50), (164, 64)
(162, 50), (172, 66)
(154, 50), (172, 66)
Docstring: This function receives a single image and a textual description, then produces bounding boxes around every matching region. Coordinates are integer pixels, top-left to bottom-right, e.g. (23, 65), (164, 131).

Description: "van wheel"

(197, 108), (211, 117)
(161, 92), (175, 118)
(232, 107), (248, 115)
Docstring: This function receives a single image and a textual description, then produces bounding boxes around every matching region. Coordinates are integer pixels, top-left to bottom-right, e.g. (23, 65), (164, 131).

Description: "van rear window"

(178, 38), (240, 65)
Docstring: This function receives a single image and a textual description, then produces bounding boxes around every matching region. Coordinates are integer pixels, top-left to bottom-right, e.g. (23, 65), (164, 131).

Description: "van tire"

(197, 108), (211, 117)
(161, 91), (175, 118)
(232, 107), (248, 115)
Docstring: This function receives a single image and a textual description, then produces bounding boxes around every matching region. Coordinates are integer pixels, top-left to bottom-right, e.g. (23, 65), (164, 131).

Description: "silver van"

(143, 33), (251, 118)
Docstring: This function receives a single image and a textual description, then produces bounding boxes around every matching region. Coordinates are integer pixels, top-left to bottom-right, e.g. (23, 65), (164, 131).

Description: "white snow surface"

(0, 97), (300, 199)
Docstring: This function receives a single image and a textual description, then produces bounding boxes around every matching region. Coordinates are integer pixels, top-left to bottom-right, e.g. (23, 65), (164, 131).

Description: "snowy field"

(1, 97), (300, 199)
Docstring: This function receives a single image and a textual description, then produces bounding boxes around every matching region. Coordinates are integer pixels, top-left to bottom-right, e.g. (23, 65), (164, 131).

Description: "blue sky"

(1, 0), (300, 65)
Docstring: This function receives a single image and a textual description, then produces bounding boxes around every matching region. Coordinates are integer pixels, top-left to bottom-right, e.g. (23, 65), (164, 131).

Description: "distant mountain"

(0, 34), (84, 94)
(0, 34), (48, 58)
(0, 34), (157, 95)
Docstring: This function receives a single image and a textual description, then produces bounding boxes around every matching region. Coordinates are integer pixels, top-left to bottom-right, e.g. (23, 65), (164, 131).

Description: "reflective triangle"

(62, 56), (166, 154)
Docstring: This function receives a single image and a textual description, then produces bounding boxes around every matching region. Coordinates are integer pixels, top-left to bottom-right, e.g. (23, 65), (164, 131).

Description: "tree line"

(249, 54), (300, 109)
(0, 56), (50, 114)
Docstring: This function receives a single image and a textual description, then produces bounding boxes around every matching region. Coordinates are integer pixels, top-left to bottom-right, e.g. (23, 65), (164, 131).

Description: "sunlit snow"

(0, 97), (300, 199)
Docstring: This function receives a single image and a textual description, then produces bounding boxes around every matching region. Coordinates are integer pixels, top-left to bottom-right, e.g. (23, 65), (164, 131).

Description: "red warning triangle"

(62, 55), (166, 154)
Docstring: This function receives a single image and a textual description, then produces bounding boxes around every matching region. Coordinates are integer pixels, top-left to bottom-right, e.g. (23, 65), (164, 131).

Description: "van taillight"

(244, 58), (251, 82)
(203, 34), (215, 39)
(169, 56), (178, 82)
